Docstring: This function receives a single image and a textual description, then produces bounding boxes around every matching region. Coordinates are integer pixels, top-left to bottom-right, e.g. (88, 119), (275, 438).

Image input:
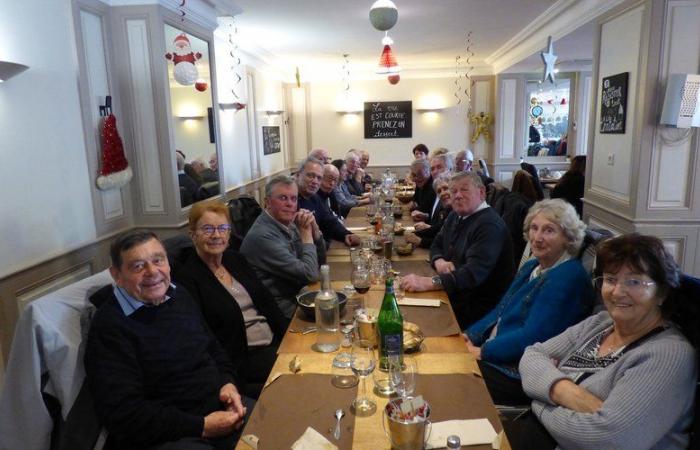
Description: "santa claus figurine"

(165, 33), (201, 86)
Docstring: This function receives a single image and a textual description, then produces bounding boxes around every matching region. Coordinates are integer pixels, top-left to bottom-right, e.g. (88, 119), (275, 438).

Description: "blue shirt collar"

(113, 284), (176, 316)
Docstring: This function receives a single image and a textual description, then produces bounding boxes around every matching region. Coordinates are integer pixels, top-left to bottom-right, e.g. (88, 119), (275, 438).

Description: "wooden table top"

(234, 204), (511, 449)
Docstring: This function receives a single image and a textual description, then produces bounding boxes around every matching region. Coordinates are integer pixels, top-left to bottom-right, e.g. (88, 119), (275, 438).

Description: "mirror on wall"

(164, 23), (220, 208)
(525, 76), (571, 158)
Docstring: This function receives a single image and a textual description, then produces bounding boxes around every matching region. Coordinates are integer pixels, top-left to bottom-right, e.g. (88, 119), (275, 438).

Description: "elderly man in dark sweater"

(296, 157), (361, 247)
(85, 231), (249, 450)
(409, 158), (436, 222)
(401, 172), (515, 328)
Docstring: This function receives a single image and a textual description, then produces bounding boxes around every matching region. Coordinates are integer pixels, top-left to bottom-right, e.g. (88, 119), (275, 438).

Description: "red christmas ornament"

(388, 74), (400, 84)
(195, 79), (208, 92)
(96, 114), (132, 190)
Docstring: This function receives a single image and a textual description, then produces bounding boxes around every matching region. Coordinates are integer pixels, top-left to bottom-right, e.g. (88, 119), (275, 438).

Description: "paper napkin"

(425, 418), (497, 449)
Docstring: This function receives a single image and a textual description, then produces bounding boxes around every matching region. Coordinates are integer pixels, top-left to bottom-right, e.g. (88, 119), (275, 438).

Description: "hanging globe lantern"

(369, 0), (398, 31)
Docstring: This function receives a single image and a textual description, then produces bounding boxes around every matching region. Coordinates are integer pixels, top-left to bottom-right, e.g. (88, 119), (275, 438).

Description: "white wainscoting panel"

(291, 87), (308, 164)
(81, 10), (126, 220)
(498, 79), (517, 159)
(649, 1), (700, 209)
(126, 19), (164, 213)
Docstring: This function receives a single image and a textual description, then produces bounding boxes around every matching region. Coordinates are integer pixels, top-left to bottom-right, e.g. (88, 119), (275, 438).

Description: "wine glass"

(389, 356), (417, 399)
(351, 264), (370, 308)
(350, 339), (377, 416)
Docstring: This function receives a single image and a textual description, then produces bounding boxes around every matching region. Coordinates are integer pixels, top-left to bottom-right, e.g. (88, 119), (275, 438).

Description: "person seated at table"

(401, 172), (515, 328)
(406, 173), (452, 249)
(240, 175), (326, 318)
(551, 155), (586, 217)
(492, 170), (539, 265)
(343, 150), (365, 196)
(455, 149), (474, 172)
(177, 151), (199, 206)
(309, 147), (331, 164)
(296, 157), (361, 247)
(85, 230), (250, 450)
(328, 159), (369, 217)
(173, 201), (288, 399)
(358, 149), (373, 186)
(412, 143), (429, 160)
(426, 152), (454, 218)
(513, 233), (697, 450)
(408, 159), (436, 222)
(464, 199), (593, 406)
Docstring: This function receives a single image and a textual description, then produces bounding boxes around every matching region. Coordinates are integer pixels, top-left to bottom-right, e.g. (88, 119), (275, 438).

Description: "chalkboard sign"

(364, 101), (412, 139)
(262, 126), (281, 155)
(600, 72), (629, 134)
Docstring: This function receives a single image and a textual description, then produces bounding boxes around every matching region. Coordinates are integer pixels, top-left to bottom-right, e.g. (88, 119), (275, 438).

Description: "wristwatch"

(431, 275), (443, 287)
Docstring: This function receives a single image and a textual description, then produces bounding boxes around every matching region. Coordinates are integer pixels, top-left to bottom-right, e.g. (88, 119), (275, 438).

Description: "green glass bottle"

(377, 276), (403, 371)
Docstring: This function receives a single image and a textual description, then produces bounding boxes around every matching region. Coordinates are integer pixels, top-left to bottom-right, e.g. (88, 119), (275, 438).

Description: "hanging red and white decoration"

(165, 33), (201, 86)
(97, 113), (132, 190)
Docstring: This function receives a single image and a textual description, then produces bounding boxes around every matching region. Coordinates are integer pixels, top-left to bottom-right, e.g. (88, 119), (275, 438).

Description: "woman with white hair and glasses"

(511, 233), (697, 450)
(465, 199), (593, 406)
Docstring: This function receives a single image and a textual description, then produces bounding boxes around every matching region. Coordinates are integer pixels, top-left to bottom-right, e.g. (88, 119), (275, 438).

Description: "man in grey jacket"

(240, 175), (326, 318)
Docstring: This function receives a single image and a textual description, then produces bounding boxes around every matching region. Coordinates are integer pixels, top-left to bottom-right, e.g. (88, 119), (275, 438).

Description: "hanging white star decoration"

(541, 36), (558, 84)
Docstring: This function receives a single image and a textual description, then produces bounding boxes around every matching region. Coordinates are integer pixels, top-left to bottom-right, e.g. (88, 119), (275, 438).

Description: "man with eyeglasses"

(296, 157), (361, 247)
(85, 230), (251, 449)
(240, 174), (327, 318)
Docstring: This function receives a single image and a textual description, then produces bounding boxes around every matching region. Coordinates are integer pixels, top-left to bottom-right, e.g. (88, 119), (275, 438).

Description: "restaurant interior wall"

(307, 77), (470, 167)
(583, 0), (700, 276)
(0, 0), (98, 278)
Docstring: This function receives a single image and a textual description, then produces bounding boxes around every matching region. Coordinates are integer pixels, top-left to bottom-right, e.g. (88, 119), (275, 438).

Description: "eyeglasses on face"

(594, 275), (656, 292)
(198, 224), (232, 236)
(272, 194), (298, 203)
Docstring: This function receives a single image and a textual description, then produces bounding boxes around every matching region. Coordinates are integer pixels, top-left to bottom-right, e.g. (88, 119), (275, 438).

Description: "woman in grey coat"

(515, 233), (697, 450)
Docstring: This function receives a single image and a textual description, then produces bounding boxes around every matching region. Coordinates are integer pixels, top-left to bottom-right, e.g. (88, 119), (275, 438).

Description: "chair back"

(578, 228), (614, 275)
(519, 162), (545, 201)
(478, 158), (490, 178)
(228, 195), (263, 241)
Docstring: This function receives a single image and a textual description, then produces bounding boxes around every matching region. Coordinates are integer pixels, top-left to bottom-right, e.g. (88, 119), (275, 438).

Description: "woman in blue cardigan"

(465, 199), (594, 405)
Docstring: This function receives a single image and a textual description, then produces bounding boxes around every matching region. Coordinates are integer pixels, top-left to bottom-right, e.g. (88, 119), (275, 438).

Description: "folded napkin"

(291, 427), (338, 450)
(346, 226), (368, 232)
(425, 418), (497, 449)
(398, 297), (441, 308)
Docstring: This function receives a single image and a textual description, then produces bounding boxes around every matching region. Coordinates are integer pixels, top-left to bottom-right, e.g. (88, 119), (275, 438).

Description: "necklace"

(214, 267), (227, 281)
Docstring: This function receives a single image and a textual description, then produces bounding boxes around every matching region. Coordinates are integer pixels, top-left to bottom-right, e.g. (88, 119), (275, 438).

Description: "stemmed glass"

(389, 356), (417, 399)
(350, 339), (377, 416)
(351, 264), (370, 309)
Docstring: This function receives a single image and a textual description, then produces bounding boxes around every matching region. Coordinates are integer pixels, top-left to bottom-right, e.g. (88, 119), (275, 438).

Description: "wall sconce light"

(0, 61), (29, 83)
(264, 110), (284, 116)
(416, 107), (445, 113)
(336, 108), (363, 115)
(177, 115), (204, 120)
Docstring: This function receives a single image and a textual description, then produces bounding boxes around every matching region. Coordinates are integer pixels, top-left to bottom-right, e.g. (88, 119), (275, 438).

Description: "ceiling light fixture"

(0, 60), (29, 83)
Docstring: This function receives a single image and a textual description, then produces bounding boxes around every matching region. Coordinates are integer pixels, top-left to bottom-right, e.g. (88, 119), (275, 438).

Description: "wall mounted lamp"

(416, 107), (445, 113)
(177, 115), (204, 120)
(0, 61), (29, 83)
(336, 109), (363, 115)
(264, 110), (284, 116)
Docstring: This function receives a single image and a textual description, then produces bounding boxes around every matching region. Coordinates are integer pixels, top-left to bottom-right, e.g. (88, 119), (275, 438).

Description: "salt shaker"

(446, 435), (461, 449)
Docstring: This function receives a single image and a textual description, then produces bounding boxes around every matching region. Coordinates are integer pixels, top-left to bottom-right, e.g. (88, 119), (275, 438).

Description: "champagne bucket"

(356, 317), (377, 347)
(382, 398), (431, 450)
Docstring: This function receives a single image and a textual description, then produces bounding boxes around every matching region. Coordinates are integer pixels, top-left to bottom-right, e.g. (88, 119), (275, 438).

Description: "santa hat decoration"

(96, 114), (132, 190)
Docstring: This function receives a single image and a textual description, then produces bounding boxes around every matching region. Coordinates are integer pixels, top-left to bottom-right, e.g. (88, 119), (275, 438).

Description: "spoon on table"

(333, 409), (345, 440)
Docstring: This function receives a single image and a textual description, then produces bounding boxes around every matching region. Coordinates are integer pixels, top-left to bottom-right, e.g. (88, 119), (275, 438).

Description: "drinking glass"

(331, 351), (358, 389)
(393, 276), (405, 301)
(388, 356), (417, 399)
(370, 257), (386, 285)
(351, 339), (377, 416)
(351, 264), (370, 308)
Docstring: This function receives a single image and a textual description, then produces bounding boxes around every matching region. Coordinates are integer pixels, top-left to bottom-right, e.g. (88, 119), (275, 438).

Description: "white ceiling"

(231, 0), (583, 81)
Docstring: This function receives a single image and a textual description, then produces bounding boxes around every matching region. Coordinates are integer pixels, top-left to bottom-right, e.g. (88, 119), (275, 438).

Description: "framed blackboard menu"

(262, 126), (281, 155)
(600, 72), (629, 134)
(364, 101), (412, 139)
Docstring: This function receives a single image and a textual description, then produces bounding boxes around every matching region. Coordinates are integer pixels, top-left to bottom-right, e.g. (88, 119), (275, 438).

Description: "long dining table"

(235, 205), (511, 450)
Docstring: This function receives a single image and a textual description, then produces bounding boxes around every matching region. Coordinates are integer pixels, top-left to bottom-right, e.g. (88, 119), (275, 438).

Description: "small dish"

(403, 321), (425, 353)
(396, 243), (414, 256)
